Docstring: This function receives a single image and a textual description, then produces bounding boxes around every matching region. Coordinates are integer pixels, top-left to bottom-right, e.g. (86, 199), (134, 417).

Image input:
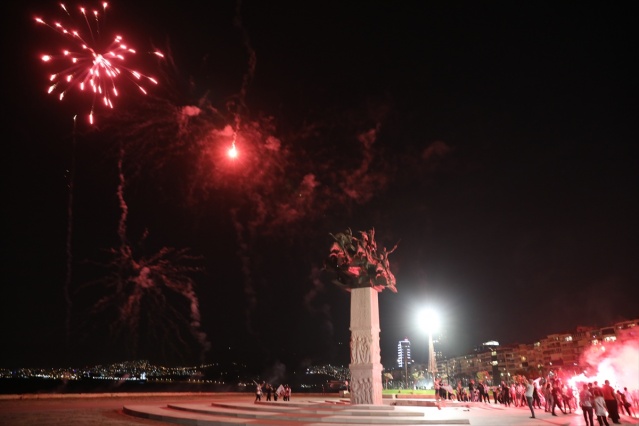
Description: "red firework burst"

(35, 2), (163, 124)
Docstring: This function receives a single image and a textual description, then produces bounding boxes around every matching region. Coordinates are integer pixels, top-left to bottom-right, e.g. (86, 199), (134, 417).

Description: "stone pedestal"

(349, 287), (383, 405)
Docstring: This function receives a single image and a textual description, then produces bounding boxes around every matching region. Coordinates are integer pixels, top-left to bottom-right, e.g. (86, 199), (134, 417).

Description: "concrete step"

(124, 399), (471, 425)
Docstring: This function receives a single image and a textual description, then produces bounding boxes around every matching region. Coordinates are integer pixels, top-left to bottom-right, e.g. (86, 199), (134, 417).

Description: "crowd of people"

(254, 382), (291, 403)
(434, 375), (637, 424)
(574, 380), (636, 425)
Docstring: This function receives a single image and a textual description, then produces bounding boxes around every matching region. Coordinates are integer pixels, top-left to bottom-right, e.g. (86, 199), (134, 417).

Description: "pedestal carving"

(349, 287), (383, 405)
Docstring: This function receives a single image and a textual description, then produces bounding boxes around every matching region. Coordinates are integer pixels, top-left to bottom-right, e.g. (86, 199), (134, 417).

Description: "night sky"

(3, 1), (637, 372)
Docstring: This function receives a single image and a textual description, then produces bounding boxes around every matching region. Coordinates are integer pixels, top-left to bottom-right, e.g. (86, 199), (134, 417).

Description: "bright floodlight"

(419, 308), (439, 334)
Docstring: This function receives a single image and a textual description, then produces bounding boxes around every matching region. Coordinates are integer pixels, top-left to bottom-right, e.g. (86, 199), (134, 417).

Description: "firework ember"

(228, 141), (238, 159)
(35, 2), (163, 124)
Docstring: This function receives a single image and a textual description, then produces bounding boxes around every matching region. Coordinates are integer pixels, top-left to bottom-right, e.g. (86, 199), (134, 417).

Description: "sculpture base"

(349, 362), (383, 404)
(349, 287), (384, 405)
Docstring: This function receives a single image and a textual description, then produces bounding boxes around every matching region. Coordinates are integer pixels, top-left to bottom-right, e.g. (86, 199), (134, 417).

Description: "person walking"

(622, 387), (635, 417)
(265, 383), (272, 401)
(532, 382), (542, 409)
(524, 377), (536, 419)
(481, 381), (490, 403)
(602, 380), (620, 424)
(594, 389), (610, 426)
(544, 383), (552, 412)
(254, 382), (263, 403)
(477, 380), (485, 403)
(617, 389), (634, 417)
(564, 385), (575, 413)
(580, 383), (595, 426)
(283, 384), (291, 401)
(551, 382), (567, 415)
(456, 381), (463, 402)
(501, 381), (511, 407)
(434, 377), (442, 404)
(510, 383), (518, 407)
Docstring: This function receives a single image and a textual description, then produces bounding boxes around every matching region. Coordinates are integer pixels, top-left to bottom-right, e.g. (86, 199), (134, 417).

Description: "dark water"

(0, 378), (246, 395)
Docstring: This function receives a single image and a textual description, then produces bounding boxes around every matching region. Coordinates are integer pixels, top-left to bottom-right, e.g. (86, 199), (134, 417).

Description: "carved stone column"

(349, 287), (383, 405)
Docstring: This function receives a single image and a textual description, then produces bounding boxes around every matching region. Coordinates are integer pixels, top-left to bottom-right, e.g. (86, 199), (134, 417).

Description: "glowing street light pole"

(428, 329), (436, 382)
(419, 308), (439, 384)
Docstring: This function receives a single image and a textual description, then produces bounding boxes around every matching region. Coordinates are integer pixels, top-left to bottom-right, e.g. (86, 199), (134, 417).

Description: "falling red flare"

(228, 143), (238, 159)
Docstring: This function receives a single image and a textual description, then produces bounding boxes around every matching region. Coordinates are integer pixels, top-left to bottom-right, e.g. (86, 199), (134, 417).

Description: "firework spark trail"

(89, 149), (210, 362)
(230, 208), (258, 336)
(116, 148), (130, 257)
(227, 0), (257, 154)
(336, 124), (389, 204)
(304, 266), (336, 344)
(63, 116), (77, 354)
(35, 2), (163, 124)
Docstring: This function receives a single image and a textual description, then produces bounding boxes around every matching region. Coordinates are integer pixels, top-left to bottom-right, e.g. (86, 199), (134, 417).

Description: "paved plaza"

(1, 393), (638, 426)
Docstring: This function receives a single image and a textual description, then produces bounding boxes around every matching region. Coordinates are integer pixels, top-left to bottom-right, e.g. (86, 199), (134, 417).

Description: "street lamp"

(419, 308), (439, 385)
